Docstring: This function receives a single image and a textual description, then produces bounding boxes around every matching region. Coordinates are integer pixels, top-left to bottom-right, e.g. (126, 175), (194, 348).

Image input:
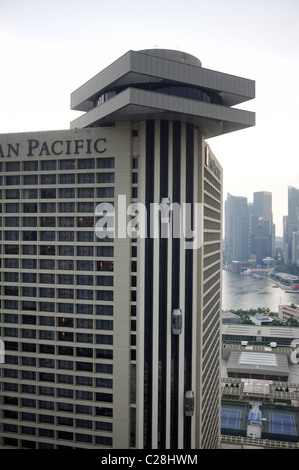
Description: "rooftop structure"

(227, 351), (289, 381)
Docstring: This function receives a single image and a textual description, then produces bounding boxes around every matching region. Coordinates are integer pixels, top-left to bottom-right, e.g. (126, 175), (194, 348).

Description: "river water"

(222, 270), (299, 312)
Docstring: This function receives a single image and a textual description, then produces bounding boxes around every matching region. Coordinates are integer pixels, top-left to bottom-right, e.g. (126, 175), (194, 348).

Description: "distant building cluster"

(224, 191), (275, 269)
(224, 187), (299, 269)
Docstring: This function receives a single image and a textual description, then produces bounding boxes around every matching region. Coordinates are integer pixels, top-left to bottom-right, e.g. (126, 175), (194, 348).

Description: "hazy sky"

(1, 0), (299, 236)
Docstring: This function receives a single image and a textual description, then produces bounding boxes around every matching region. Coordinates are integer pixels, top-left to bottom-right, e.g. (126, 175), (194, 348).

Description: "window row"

(1, 436), (113, 449)
(0, 304), (113, 316)
(2, 317), (113, 330)
(1, 231), (111, 243)
(2, 172), (114, 186)
(0, 158), (115, 172)
(2, 258), (114, 271)
(3, 201), (112, 214)
(1, 288), (114, 301)
(4, 272), (114, 285)
(0, 187), (115, 200)
(4, 343), (113, 358)
(3, 244), (113, 256)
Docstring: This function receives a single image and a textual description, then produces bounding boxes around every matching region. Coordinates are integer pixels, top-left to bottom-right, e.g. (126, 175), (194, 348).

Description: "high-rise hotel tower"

(0, 49), (255, 449)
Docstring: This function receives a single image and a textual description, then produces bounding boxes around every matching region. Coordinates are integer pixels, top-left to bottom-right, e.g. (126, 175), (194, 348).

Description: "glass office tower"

(0, 49), (255, 449)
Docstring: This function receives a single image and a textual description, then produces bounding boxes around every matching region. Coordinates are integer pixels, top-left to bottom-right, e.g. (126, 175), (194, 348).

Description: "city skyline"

(1, 0), (299, 237)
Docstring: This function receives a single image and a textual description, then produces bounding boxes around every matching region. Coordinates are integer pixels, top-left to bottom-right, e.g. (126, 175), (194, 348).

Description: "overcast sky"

(1, 0), (299, 236)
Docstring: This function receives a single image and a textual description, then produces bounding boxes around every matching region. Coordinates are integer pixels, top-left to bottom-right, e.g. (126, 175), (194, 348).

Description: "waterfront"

(222, 270), (299, 312)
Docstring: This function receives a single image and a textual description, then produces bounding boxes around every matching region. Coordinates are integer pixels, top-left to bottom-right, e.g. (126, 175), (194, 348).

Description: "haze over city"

(1, 0), (299, 236)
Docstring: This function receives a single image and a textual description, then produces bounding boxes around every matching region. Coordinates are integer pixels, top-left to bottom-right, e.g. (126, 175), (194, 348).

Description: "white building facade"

(0, 49), (255, 449)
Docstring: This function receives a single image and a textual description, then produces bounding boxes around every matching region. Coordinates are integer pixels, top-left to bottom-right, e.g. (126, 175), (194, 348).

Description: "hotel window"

(59, 231), (74, 241)
(41, 189), (56, 199)
(6, 162), (20, 172)
(77, 187), (94, 198)
(4, 215), (18, 226)
(59, 303), (74, 313)
(97, 187), (114, 198)
(40, 246), (55, 256)
(24, 175), (38, 185)
(96, 305), (113, 316)
(96, 291), (113, 302)
(77, 246), (93, 256)
(58, 274), (74, 285)
(22, 272), (37, 283)
(39, 259), (55, 270)
(96, 349), (113, 359)
(22, 259), (36, 269)
(59, 217), (74, 227)
(23, 189), (38, 199)
(6, 189), (20, 199)
(6, 175), (20, 185)
(5, 203), (19, 213)
(96, 335), (113, 345)
(5, 231), (19, 241)
(97, 246), (114, 257)
(23, 161), (38, 171)
(58, 289), (74, 299)
(77, 275), (93, 285)
(78, 173), (94, 184)
(59, 202), (75, 212)
(23, 231), (37, 241)
(77, 217), (94, 227)
(23, 217), (37, 227)
(5, 245), (19, 254)
(59, 188), (75, 198)
(40, 231), (55, 241)
(96, 276), (113, 286)
(5, 272), (19, 283)
(4, 299), (18, 309)
(98, 158), (115, 169)
(77, 230), (93, 242)
(76, 319), (93, 329)
(39, 302), (55, 312)
(60, 173), (75, 184)
(96, 258), (113, 271)
(97, 173), (114, 183)
(78, 158), (95, 169)
(22, 245), (37, 255)
(77, 304), (93, 314)
(22, 286), (36, 297)
(5, 258), (19, 268)
(5, 287), (18, 298)
(39, 273), (55, 284)
(59, 246), (74, 256)
(76, 376), (92, 386)
(58, 260), (74, 270)
(77, 290), (93, 300)
(39, 288), (55, 298)
(24, 203), (37, 212)
(77, 201), (94, 213)
(60, 159), (75, 170)
(40, 202), (56, 212)
(41, 160), (56, 171)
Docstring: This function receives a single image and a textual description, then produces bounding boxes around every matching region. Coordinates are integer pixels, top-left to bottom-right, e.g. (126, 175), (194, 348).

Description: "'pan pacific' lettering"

(0, 138), (107, 157)
(26, 138), (107, 156)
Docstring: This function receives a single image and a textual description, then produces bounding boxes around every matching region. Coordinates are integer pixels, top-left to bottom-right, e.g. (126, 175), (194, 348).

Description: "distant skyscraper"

(250, 191), (274, 265)
(287, 186), (299, 263)
(0, 49), (255, 449)
(225, 193), (249, 264)
(283, 215), (289, 263)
